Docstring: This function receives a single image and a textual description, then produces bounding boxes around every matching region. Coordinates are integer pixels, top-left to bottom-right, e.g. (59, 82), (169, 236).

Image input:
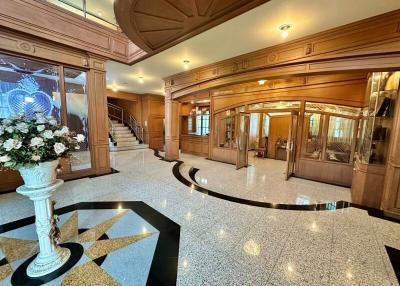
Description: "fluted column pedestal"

(16, 179), (70, 277)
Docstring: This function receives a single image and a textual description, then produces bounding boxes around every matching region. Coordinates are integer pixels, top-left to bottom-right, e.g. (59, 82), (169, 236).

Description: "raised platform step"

(114, 137), (138, 142)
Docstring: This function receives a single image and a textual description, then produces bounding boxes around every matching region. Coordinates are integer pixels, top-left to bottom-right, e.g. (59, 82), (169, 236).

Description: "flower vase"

(16, 159), (71, 277)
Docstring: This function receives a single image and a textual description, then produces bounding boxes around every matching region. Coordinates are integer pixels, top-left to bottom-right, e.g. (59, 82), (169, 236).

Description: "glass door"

(236, 113), (250, 169)
(286, 111), (299, 180)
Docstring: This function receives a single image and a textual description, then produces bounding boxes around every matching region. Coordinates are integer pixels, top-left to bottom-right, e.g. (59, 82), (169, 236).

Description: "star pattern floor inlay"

(0, 202), (179, 286)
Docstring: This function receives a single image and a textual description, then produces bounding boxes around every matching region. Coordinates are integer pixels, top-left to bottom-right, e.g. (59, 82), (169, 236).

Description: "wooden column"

(381, 92), (400, 218)
(87, 56), (111, 175)
(165, 89), (180, 160)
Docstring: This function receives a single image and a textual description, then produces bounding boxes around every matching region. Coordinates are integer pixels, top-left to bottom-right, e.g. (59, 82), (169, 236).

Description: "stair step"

(117, 141), (139, 147)
(113, 130), (132, 135)
(115, 137), (137, 142)
(113, 127), (130, 131)
(110, 144), (149, 152)
(113, 133), (134, 138)
(111, 123), (124, 127)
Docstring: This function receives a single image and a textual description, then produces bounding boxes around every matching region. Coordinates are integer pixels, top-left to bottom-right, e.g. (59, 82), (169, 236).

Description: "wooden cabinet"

(180, 135), (209, 157)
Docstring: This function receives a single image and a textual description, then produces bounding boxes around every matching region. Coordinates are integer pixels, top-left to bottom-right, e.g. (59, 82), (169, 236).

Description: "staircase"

(108, 103), (149, 152)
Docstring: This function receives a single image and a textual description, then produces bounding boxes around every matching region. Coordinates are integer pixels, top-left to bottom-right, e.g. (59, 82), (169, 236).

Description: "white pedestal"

(16, 179), (71, 277)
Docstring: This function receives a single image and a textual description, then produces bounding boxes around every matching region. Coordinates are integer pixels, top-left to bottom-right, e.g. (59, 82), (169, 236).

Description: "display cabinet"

(357, 72), (399, 164)
(352, 71), (399, 208)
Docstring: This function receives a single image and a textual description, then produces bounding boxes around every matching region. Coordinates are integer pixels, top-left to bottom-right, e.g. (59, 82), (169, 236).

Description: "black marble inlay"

(154, 150), (351, 212)
(0, 257), (8, 267)
(188, 167), (199, 183)
(11, 242), (84, 286)
(385, 245), (400, 283)
(1, 201), (180, 286)
(154, 150), (400, 223)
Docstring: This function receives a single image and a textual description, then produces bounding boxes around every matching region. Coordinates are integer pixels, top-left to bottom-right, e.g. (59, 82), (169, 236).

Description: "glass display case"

(357, 72), (400, 164)
(215, 109), (237, 148)
(302, 102), (361, 164)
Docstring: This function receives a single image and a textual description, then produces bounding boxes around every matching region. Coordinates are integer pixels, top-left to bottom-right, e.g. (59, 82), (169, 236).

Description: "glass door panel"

(236, 113), (250, 170)
(286, 111), (298, 180)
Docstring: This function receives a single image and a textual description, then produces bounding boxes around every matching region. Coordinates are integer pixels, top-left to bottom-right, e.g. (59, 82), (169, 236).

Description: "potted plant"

(0, 112), (85, 277)
(0, 112), (84, 188)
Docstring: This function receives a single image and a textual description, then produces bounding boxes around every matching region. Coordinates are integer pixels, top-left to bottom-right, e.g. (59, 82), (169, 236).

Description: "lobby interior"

(1, 0), (400, 285)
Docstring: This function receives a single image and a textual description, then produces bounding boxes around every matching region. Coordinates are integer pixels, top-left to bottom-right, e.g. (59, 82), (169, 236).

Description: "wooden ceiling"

(114, 0), (269, 55)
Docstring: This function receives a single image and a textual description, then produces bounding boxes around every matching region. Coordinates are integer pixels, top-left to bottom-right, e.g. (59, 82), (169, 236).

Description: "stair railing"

(107, 103), (144, 143)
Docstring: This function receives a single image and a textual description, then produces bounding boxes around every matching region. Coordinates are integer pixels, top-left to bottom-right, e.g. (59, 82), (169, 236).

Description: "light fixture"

(112, 86), (118, 92)
(138, 75), (144, 84)
(183, 60), (190, 70)
(279, 24), (292, 39)
(258, 79), (267, 85)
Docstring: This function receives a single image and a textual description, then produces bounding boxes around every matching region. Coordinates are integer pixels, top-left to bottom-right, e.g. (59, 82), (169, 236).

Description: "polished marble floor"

(180, 152), (351, 205)
(0, 149), (399, 285)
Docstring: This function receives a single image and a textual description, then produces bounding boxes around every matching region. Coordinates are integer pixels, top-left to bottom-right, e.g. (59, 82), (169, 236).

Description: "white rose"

(55, 126), (69, 137)
(42, 130), (54, 139)
(5, 126), (14, 133)
(0, 126), (4, 135)
(49, 119), (58, 126)
(16, 122), (29, 133)
(36, 117), (47, 124)
(14, 141), (22, 149)
(74, 134), (85, 143)
(3, 139), (16, 152)
(37, 125), (45, 132)
(75, 145), (80, 150)
(0, 155), (11, 163)
(31, 155), (41, 161)
(30, 137), (44, 147)
(54, 142), (66, 155)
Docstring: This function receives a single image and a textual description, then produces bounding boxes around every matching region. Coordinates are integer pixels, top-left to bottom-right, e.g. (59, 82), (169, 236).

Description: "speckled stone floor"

(0, 149), (399, 285)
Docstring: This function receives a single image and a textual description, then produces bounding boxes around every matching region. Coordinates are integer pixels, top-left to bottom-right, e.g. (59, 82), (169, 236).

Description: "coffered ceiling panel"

(114, 0), (269, 54)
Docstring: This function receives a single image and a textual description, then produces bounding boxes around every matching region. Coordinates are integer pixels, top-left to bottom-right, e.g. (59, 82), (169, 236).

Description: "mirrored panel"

(64, 68), (91, 171)
(305, 102), (361, 117)
(249, 101), (300, 111)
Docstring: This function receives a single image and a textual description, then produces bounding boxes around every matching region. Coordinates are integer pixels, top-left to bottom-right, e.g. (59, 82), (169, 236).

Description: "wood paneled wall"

(164, 10), (400, 97)
(141, 94), (165, 150)
(181, 135), (209, 157)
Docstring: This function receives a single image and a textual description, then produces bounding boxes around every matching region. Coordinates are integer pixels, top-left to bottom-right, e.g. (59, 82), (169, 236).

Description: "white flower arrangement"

(0, 113), (85, 169)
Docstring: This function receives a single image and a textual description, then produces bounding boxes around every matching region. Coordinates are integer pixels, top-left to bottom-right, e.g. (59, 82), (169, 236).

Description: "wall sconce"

(279, 24), (292, 39)
(258, 79), (267, 85)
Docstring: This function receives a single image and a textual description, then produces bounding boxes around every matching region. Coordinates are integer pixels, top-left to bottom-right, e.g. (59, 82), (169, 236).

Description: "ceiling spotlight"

(138, 75), (144, 84)
(183, 60), (190, 70)
(258, 79), (267, 85)
(279, 24), (292, 39)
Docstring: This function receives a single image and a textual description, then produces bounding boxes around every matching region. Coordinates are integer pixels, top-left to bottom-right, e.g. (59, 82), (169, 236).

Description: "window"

(303, 113), (323, 160)
(189, 107), (209, 136)
(326, 116), (355, 163)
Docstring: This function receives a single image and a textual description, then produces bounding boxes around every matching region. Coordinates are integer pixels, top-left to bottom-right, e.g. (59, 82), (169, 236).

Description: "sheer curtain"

(327, 116), (354, 144)
(249, 113), (260, 149)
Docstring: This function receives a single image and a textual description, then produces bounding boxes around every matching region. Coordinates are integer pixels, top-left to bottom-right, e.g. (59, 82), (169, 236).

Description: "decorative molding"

(164, 9), (400, 97)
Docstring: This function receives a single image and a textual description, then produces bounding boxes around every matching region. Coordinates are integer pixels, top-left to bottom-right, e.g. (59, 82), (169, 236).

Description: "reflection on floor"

(0, 149), (399, 286)
(180, 152), (351, 205)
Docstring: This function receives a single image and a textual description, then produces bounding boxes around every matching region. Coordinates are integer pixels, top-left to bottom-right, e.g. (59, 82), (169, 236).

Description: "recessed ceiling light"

(138, 75), (144, 84)
(279, 24), (292, 39)
(183, 60), (190, 70)
(258, 79), (267, 85)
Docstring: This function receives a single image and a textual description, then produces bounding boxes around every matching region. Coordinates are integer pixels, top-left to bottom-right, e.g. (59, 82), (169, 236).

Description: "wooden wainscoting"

(211, 147), (236, 165)
(181, 135), (209, 157)
(296, 158), (353, 187)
